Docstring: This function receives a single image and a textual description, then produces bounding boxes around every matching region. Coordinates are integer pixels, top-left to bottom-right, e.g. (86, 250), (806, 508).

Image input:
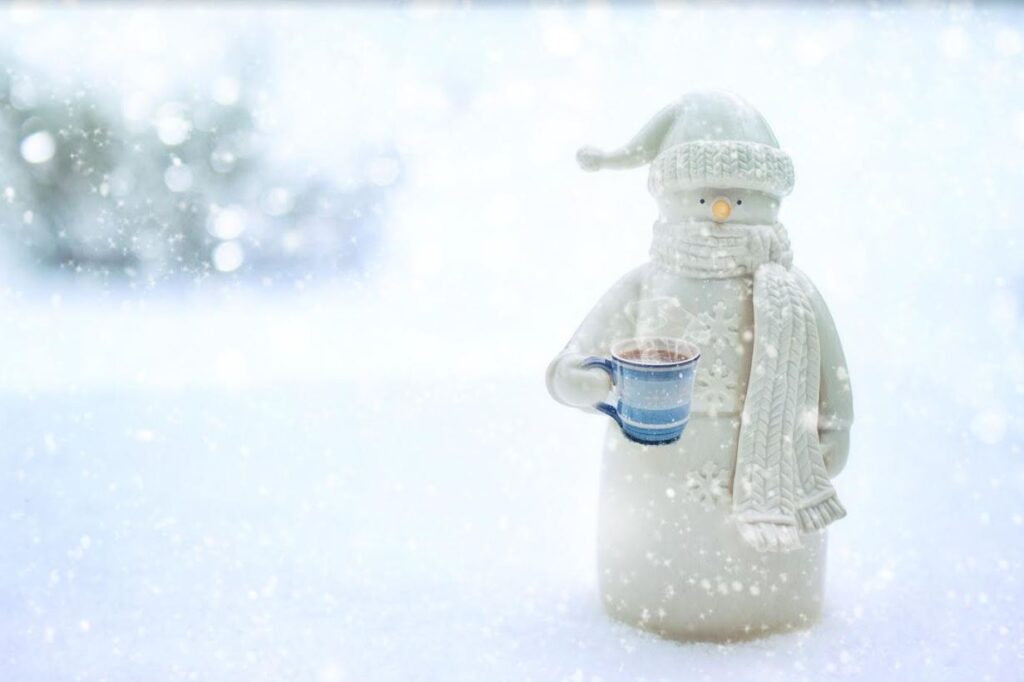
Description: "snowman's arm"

(795, 269), (854, 477)
(546, 264), (647, 411)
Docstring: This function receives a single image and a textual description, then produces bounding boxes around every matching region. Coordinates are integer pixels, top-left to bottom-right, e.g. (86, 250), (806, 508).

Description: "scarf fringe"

(797, 494), (847, 533)
(736, 493), (847, 552)
(736, 520), (803, 553)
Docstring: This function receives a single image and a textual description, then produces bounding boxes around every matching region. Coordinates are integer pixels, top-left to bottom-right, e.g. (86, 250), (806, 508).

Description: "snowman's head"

(576, 91), (794, 223)
(658, 187), (779, 225)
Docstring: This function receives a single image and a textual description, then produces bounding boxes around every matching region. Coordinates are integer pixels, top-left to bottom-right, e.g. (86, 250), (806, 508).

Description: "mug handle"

(580, 356), (621, 427)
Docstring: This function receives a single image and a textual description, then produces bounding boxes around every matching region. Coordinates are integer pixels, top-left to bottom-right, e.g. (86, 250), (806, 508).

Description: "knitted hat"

(577, 90), (794, 198)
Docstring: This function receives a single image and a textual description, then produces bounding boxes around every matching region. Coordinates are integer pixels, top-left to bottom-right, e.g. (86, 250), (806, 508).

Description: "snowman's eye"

(736, 199), (743, 205)
(699, 198), (705, 204)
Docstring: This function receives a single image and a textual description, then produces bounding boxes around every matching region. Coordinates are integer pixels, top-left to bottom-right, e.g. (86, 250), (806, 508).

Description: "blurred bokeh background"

(0, 3), (1021, 681)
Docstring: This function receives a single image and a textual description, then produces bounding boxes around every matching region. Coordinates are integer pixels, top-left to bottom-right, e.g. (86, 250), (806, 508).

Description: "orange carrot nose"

(711, 197), (732, 223)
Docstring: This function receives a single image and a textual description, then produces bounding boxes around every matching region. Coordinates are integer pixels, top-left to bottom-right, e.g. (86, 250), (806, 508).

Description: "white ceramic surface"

(546, 91), (853, 641)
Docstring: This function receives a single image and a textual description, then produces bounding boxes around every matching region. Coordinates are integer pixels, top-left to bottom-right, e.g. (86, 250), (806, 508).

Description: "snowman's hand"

(575, 146), (606, 172)
(547, 352), (613, 408)
(819, 429), (850, 478)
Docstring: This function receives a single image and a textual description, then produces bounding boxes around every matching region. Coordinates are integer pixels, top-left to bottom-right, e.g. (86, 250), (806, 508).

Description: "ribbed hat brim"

(648, 141), (795, 198)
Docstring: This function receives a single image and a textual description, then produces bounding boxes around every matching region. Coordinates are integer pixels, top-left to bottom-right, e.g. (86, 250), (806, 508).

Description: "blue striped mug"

(583, 338), (701, 445)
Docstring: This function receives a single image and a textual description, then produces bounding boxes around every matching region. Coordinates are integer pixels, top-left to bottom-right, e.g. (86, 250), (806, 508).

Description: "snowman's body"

(547, 92), (852, 641)
(587, 263), (830, 639)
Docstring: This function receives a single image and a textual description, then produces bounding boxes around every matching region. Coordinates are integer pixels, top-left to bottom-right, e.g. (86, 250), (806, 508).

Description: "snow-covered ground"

(0, 355), (1020, 681)
(0, 4), (1023, 681)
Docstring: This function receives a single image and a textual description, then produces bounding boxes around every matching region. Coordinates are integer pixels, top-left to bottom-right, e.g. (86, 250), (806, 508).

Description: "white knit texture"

(648, 141), (795, 199)
(649, 220), (792, 279)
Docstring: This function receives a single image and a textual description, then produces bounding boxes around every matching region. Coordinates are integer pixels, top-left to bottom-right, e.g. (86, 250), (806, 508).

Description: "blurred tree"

(0, 52), (400, 282)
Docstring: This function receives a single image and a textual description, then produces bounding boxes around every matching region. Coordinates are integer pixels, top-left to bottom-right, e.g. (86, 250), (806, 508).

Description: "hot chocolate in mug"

(582, 337), (700, 445)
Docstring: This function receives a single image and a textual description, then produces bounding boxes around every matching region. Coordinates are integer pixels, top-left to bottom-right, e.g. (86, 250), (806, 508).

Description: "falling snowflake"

(695, 357), (738, 415)
(685, 461), (731, 510)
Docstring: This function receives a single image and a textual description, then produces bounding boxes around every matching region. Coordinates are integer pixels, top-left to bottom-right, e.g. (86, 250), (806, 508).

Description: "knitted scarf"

(650, 220), (846, 552)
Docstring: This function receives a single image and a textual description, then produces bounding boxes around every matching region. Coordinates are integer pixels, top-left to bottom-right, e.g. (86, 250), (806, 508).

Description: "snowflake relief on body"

(695, 357), (738, 415)
(694, 301), (741, 354)
(685, 462), (731, 511)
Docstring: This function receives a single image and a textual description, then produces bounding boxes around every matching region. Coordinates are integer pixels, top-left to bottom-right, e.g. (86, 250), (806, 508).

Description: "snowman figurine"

(546, 91), (853, 641)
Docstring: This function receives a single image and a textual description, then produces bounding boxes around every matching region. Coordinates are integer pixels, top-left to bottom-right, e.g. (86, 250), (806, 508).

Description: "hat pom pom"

(576, 146), (605, 172)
